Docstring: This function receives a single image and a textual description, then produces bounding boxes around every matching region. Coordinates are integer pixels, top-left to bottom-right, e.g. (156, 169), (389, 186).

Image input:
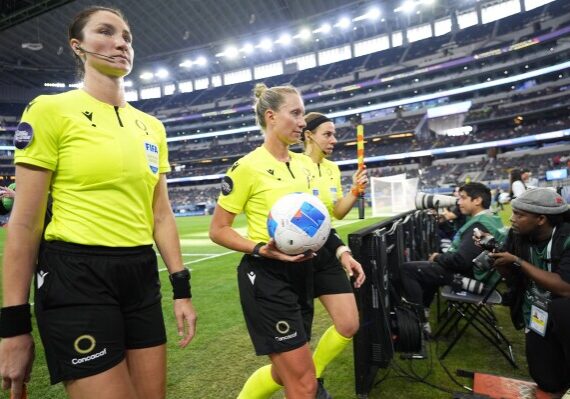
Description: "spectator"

(510, 168), (531, 199)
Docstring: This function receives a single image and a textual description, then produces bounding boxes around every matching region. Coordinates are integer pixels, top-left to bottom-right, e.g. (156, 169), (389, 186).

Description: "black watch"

(252, 242), (266, 258)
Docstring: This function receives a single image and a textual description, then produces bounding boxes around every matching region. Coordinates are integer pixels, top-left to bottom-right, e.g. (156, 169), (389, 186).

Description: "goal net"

(370, 174), (419, 217)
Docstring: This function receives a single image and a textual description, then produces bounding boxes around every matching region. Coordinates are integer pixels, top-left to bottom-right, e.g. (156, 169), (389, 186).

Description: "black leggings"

(401, 261), (455, 313)
(525, 297), (570, 393)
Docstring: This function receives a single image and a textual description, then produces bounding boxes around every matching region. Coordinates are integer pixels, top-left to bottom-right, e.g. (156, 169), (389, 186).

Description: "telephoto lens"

(451, 274), (485, 295)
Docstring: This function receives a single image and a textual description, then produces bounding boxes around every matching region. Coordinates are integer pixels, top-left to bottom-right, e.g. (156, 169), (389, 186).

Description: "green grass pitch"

(0, 205), (532, 398)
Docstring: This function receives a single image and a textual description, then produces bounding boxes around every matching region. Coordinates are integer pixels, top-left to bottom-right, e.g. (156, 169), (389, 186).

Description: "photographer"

(402, 183), (504, 328)
(488, 188), (570, 393)
(437, 198), (467, 250)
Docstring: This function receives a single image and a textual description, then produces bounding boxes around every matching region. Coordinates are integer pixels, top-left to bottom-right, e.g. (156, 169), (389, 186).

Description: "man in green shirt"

(401, 182), (504, 328)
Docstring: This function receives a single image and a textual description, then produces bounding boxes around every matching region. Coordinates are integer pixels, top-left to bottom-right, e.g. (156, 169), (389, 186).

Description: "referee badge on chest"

(144, 141), (159, 174)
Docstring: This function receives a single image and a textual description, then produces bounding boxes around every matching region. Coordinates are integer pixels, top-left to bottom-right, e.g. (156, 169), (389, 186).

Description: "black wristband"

(169, 268), (192, 299)
(0, 304), (32, 338)
(252, 242), (266, 258)
(324, 228), (344, 253)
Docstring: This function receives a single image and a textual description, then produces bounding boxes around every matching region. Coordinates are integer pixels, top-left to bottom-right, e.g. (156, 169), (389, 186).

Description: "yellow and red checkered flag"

(356, 124), (365, 218)
(356, 124), (364, 172)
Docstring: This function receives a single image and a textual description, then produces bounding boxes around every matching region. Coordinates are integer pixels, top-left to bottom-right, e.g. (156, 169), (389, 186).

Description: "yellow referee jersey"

(217, 146), (314, 243)
(14, 89), (170, 246)
(311, 158), (343, 219)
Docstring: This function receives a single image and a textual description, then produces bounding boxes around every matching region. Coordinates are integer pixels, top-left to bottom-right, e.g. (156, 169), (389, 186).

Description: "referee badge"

(14, 122), (34, 149)
(144, 141), (159, 174)
(221, 176), (233, 195)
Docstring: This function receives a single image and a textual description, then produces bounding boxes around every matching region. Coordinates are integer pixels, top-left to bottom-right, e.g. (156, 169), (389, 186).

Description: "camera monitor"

(350, 218), (396, 397)
(350, 210), (437, 397)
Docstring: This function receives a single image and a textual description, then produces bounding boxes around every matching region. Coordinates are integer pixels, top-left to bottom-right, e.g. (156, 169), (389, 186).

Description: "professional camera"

(415, 192), (457, 210)
(451, 273), (486, 295)
(472, 232), (505, 272)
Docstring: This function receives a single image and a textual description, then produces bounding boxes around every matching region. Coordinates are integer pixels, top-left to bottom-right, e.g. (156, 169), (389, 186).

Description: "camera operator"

(402, 183), (504, 330)
(487, 188), (570, 394)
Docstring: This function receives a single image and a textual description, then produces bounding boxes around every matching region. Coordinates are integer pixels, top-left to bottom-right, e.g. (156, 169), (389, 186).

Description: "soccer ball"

(267, 193), (331, 255)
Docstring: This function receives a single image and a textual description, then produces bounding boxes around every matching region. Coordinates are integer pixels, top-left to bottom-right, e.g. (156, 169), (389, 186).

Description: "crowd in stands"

(1, 2), (569, 212)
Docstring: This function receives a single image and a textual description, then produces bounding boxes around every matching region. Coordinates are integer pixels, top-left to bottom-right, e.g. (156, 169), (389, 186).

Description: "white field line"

(154, 217), (367, 271)
(158, 250), (235, 271)
(157, 253), (218, 257)
(29, 218), (369, 306)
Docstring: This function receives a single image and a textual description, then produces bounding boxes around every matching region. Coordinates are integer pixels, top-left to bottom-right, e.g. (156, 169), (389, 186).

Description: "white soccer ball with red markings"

(267, 193), (331, 255)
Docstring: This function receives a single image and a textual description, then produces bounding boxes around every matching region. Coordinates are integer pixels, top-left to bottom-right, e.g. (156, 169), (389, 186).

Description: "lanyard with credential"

(527, 227), (556, 336)
(529, 226), (555, 274)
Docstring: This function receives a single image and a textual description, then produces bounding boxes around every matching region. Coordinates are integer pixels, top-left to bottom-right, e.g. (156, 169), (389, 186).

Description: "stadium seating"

(1, 1), (569, 209)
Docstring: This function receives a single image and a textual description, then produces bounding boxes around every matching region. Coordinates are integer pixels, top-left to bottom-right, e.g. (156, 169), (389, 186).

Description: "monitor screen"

(546, 168), (568, 181)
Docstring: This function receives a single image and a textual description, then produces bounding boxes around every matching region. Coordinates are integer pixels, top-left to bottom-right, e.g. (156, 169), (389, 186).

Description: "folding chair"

(433, 274), (517, 368)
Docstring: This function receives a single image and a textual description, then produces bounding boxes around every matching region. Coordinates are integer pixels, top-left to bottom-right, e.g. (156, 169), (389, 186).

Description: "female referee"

(0, 7), (196, 399)
(302, 112), (367, 391)
(209, 83), (340, 398)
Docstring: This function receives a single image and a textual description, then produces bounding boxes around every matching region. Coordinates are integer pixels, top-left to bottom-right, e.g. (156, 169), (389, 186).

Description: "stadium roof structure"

(0, 0), (374, 89)
(0, 0), (480, 92)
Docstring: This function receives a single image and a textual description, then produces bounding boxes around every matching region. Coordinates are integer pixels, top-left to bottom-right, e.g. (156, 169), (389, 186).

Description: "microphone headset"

(306, 133), (329, 157)
(303, 115), (333, 157)
(75, 45), (116, 61)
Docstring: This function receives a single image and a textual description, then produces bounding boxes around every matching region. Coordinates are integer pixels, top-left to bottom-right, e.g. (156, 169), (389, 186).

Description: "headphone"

(305, 131), (328, 156)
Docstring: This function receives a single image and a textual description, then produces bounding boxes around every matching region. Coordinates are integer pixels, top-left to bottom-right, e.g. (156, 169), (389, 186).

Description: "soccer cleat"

(316, 378), (332, 399)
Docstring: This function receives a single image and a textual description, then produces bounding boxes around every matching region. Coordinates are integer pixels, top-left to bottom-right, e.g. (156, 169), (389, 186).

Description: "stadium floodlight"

(294, 27), (312, 40)
(276, 33), (292, 46)
(155, 68), (169, 79)
(321, 23), (332, 34)
(395, 0), (417, 13)
(69, 82), (84, 88)
(241, 43), (254, 54)
(140, 71), (153, 80)
(179, 60), (193, 68)
(44, 82), (65, 88)
(224, 46), (239, 59)
(334, 17), (351, 30)
(195, 56), (207, 66)
(367, 7), (381, 20)
(353, 6), (381, 21)
(43, 82), (60, 88)
(257, 38), (273, 51)
(313, 23), (332, 34)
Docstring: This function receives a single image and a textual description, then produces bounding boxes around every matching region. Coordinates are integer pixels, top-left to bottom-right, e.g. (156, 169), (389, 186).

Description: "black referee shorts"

(237, 255), (314, 355)
(34, 241), (167, 384)
(313, 246), (353, 298)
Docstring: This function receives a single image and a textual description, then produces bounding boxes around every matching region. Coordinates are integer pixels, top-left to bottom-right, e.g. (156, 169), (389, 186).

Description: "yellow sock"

(313, 325), (352, 378)
(237, 364), (282, 399)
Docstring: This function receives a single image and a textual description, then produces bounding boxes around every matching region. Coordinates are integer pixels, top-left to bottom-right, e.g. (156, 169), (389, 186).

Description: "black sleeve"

(436, 222), (487, 274)
(555, 247), (570, 284)
(323, 228), (344, 253)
